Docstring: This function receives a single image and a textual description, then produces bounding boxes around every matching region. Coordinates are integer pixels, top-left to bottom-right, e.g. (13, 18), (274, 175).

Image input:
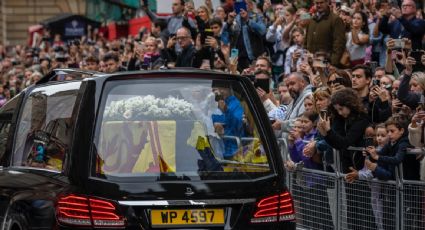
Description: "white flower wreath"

(104, 95), (193, 120)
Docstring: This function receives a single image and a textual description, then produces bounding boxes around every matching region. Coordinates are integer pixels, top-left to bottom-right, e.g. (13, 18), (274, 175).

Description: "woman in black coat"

(317, 88), (369, 173)
(317, 88), (376, 229)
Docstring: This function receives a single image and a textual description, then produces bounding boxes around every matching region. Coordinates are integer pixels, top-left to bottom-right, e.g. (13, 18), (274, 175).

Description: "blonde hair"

(198, 5), (212, 20)
(145, 36), (159, 46)
(412, 72), (425, 91)
(312, 87), (331, 113)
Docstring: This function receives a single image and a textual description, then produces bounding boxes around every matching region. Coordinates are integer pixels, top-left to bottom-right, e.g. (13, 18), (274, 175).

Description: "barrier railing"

(277, 139), (425, 230)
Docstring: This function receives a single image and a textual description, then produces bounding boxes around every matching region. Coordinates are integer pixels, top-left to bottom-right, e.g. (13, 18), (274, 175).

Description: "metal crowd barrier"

(277, 138), (425, 230)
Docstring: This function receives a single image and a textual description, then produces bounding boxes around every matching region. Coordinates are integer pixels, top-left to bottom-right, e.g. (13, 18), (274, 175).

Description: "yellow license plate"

(151, 209), (224, 227)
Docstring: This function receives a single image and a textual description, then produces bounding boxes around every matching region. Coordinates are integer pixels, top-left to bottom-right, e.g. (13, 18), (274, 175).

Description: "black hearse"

(0, 69), (295, 229)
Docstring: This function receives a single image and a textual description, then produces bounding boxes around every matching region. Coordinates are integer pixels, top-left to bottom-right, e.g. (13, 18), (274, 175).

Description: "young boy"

(365, 116), (410, 180)
(348, 116), (410, 229)
(346, 124), (389, 230)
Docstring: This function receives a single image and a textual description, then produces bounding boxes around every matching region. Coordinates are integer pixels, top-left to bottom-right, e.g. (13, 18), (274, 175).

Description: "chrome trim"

(118, 198), (256, 206)
(119, 201), (169, 206)
(10, 166), (61, 173)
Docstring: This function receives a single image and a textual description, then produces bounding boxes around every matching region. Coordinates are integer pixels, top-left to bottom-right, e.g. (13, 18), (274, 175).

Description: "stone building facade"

(1, 0), (86, 45)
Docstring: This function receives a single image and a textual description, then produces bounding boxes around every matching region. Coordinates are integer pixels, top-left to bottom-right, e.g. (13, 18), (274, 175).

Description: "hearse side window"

(0, 94), (21, 165)
(12, 82), (81, 171)
(0, 123), (11, 164)
(94, 79), (272, 180)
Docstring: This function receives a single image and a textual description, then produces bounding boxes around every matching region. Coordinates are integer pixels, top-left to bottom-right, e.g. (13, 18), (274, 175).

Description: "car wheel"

(4, 206), (29, 230)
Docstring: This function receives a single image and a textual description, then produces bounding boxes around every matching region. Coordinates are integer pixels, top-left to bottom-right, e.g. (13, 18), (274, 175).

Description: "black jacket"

(165, 44), (201, 68)
(324, 113), (369, 173)
(127, 53), (165, 71)
(362, 96), (392, 124)
(374, 135), (410, 180)
(398, 73), (420, 110)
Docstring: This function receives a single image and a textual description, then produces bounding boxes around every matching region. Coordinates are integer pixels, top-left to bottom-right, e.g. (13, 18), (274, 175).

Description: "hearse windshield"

(94, 78), (273, 180)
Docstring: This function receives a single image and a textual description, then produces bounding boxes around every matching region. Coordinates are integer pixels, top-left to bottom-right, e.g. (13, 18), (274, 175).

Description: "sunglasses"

(328, 78), (343, 85)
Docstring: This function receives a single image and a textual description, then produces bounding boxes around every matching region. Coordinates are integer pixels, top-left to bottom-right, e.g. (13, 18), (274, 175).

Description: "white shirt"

(346, 31), (368, 61)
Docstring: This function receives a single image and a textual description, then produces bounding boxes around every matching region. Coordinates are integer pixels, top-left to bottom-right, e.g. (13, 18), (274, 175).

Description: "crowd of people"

(0, 0), (425, 228)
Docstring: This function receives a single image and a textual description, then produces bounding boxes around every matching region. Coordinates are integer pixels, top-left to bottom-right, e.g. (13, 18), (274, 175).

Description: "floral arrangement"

(104, 95), (193, 120)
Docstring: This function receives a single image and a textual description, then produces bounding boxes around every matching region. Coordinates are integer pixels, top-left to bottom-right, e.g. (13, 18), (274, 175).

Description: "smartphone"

(254, 78), (270, 93)
(410, 50), (425, 72)
(234, 0), (247, 14)
(201, 28), (214, 45)
(221, 31), (230, 46)
(392, 39), (405, 49)
(372, 79), (380, 86)
(300, 13), (311, 20)
(419, 95), (425, 111)
(364, 137), (374, 147)
(368, 61), (378, 74)
(319, 110), (328, 119)
(278, 9), (286, 18)
(215, 93), (224, 102)
(230, 48), (239, 60)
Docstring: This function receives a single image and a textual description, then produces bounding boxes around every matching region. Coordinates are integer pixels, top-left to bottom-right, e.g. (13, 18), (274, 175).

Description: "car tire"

(4, 206), (29, 230)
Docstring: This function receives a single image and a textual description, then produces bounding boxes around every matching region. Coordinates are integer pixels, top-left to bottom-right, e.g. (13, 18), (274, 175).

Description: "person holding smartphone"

(230, 0), (266, 71)
(378, 0), (425, 50)
(346, 11), (370, 67)
(254, 70), (285, 129)
(142, 0), (196, 41)
(397, 53), (425, 110)
(284, 28), (306, 75)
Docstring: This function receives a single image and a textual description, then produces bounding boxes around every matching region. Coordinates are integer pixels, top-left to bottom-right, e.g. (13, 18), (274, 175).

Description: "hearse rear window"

(94, 79), (272, 180)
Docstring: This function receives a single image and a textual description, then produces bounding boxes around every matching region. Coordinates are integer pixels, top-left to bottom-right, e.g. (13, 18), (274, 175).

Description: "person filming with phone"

(165, 27), (202, 67)
(378, 0), (425, 51)
(228, 0), (266, 71)
(253, 69), (285, 128)
(397, 50), (425, 110)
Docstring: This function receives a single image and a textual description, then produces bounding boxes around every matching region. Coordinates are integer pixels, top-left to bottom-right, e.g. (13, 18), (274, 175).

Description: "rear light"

(56, 194), (125, 228)
(250, 191), (295, 223)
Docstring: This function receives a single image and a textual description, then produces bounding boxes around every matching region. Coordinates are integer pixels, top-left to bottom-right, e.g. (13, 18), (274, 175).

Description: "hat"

(341, 5), (354, 15)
